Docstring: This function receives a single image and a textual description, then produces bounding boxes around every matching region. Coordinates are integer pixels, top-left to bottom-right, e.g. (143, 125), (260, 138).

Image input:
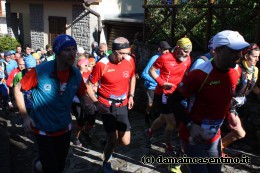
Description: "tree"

(0, 36), (20, 51)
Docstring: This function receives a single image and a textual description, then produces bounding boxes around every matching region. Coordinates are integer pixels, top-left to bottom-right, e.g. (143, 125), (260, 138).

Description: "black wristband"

(129, 94), (134, 98)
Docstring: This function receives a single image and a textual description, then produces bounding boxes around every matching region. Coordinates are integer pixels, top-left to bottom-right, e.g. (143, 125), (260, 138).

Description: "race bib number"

(201, 119), (223, 139)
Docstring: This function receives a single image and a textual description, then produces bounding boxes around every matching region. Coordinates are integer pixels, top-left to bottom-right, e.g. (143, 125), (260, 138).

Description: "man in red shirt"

(177, 30), (249, 173)
(86, 37), (136, 173)
(147, 37), (192, 152)
(6, 58), (25, 87)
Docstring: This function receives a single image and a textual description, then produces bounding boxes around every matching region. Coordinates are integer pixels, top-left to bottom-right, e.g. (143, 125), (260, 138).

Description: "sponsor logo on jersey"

(123, 71), (129, 78)
(209, 80), (220, 85)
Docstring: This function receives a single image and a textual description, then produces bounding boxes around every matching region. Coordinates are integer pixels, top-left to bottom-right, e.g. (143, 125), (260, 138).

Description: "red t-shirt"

(82, 71), (91, 83)
(153, 52), (191, 95)
(21, 68), (87, 97)
(6, 68), (20, 87)
(178, 61), (241, 143)
(89, 56), (135, 106)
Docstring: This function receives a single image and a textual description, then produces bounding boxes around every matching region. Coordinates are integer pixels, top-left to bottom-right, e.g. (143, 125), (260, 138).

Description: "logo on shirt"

(209, 81), (220, 85)
(170, 63), (176, 66)
(123, 71), (129, 78)
(44, 84), (51, 92)
(107, 69), (115, 72)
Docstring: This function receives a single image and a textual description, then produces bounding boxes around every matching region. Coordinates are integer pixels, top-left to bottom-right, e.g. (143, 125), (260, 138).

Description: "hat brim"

(228, 42), (250, 51)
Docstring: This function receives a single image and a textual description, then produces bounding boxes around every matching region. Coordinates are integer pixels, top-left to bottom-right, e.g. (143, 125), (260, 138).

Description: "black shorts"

(101, 105), (131, 133)
(154, 91), (184, 119)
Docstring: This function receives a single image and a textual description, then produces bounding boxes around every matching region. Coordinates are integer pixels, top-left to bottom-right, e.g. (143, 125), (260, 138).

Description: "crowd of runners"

(0, 30), (260, 173)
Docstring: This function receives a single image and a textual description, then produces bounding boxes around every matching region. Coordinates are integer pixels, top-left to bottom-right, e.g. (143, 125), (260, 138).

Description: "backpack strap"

(197, 55), (209, 62)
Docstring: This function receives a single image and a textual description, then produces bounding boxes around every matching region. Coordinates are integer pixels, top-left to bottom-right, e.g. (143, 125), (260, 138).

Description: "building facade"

(5, 0), (143, 52)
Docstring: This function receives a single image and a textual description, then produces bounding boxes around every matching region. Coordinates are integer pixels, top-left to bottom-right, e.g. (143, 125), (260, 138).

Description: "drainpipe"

(82, 3), (102, 43)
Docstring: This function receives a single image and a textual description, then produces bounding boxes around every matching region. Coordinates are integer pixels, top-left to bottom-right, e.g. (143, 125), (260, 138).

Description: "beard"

(178, 56), (188, 62)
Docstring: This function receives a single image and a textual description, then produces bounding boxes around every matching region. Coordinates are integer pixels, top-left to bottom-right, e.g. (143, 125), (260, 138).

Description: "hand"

(189, 123), (211, 144)
(94, 101), (108, 115)
(23, 116), (35, 133)
(163, 82), (173, 90)
(128, 96), (134, 109)
(228, 112), (240, 128)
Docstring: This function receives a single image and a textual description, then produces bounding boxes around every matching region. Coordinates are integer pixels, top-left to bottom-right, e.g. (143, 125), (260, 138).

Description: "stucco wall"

(8, 0), (144, 51)
(98, 0), (143, 19)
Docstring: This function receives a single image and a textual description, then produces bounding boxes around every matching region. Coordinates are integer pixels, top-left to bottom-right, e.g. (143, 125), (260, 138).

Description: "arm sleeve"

(141, 54), (159, 83)
(76, 78), (87, 97)
(88, 62), (103, 84)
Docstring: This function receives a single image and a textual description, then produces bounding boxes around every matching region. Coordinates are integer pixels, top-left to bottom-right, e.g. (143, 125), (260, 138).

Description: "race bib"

(201, 119), (223, 139)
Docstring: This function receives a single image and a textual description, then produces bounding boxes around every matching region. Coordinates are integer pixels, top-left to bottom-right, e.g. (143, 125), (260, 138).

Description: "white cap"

(213, 30), (250, 50)
(77, 47), (85, 54)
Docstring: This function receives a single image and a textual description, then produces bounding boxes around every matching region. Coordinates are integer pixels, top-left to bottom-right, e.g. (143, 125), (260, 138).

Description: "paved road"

(1, 108), (260, 173)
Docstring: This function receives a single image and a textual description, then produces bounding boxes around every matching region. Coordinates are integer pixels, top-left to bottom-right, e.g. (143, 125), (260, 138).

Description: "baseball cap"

(176, 37), (192, 51)
(4, 51), (11, 57)
(159, 41), (171, 50)
(53, 34), (77, 55)
(208, 36), (214, 50)
(213, 30), (250, 50)
(10, 50), (15, 54)
(24, 54), (37, 68)
(32, 52), (40, 60)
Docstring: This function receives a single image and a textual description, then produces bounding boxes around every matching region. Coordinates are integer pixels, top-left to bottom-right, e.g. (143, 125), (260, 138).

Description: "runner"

(177, 30), (250, 173)
(141, 41), (171, 127)
(222, 44), (259, 149)
(146, 37), (192, 153)
(86, 37), (136, 173)
(14, 34), (93, 173)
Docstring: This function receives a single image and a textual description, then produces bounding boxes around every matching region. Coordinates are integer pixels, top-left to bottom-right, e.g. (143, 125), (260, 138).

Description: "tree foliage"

(145, 0), (259, 50)
(0, 36), (20, 52)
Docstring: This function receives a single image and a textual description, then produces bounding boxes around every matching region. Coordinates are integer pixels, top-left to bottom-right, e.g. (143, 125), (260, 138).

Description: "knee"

(118, 138), (130, 146)
(232, 128), (246, 139)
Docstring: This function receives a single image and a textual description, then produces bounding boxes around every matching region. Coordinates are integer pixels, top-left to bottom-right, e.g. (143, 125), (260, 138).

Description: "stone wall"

(72, 5), (90, 53)
(29, 4), (44, 50)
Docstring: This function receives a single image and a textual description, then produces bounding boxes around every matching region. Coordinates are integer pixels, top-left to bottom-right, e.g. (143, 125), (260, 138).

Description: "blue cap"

(4, 51), (11, 57)
(52, 34), (77, 55)
(24, 54), (36, 68)
(10, 50), (15, 54)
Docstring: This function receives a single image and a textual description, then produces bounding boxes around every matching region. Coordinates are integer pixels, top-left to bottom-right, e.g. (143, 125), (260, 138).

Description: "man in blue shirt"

(141, 41), (171, 126)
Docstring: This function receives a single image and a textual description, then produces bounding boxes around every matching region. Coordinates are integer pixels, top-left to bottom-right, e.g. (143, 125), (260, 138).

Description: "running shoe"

(73, 138), (82, 147)
(168, 164), (182, 173)
(102, 161), (114, 173)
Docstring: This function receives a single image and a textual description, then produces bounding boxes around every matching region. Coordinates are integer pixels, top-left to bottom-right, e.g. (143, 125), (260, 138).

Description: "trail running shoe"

(168, 164), (182, 173)
(73, 138), (82, 147)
